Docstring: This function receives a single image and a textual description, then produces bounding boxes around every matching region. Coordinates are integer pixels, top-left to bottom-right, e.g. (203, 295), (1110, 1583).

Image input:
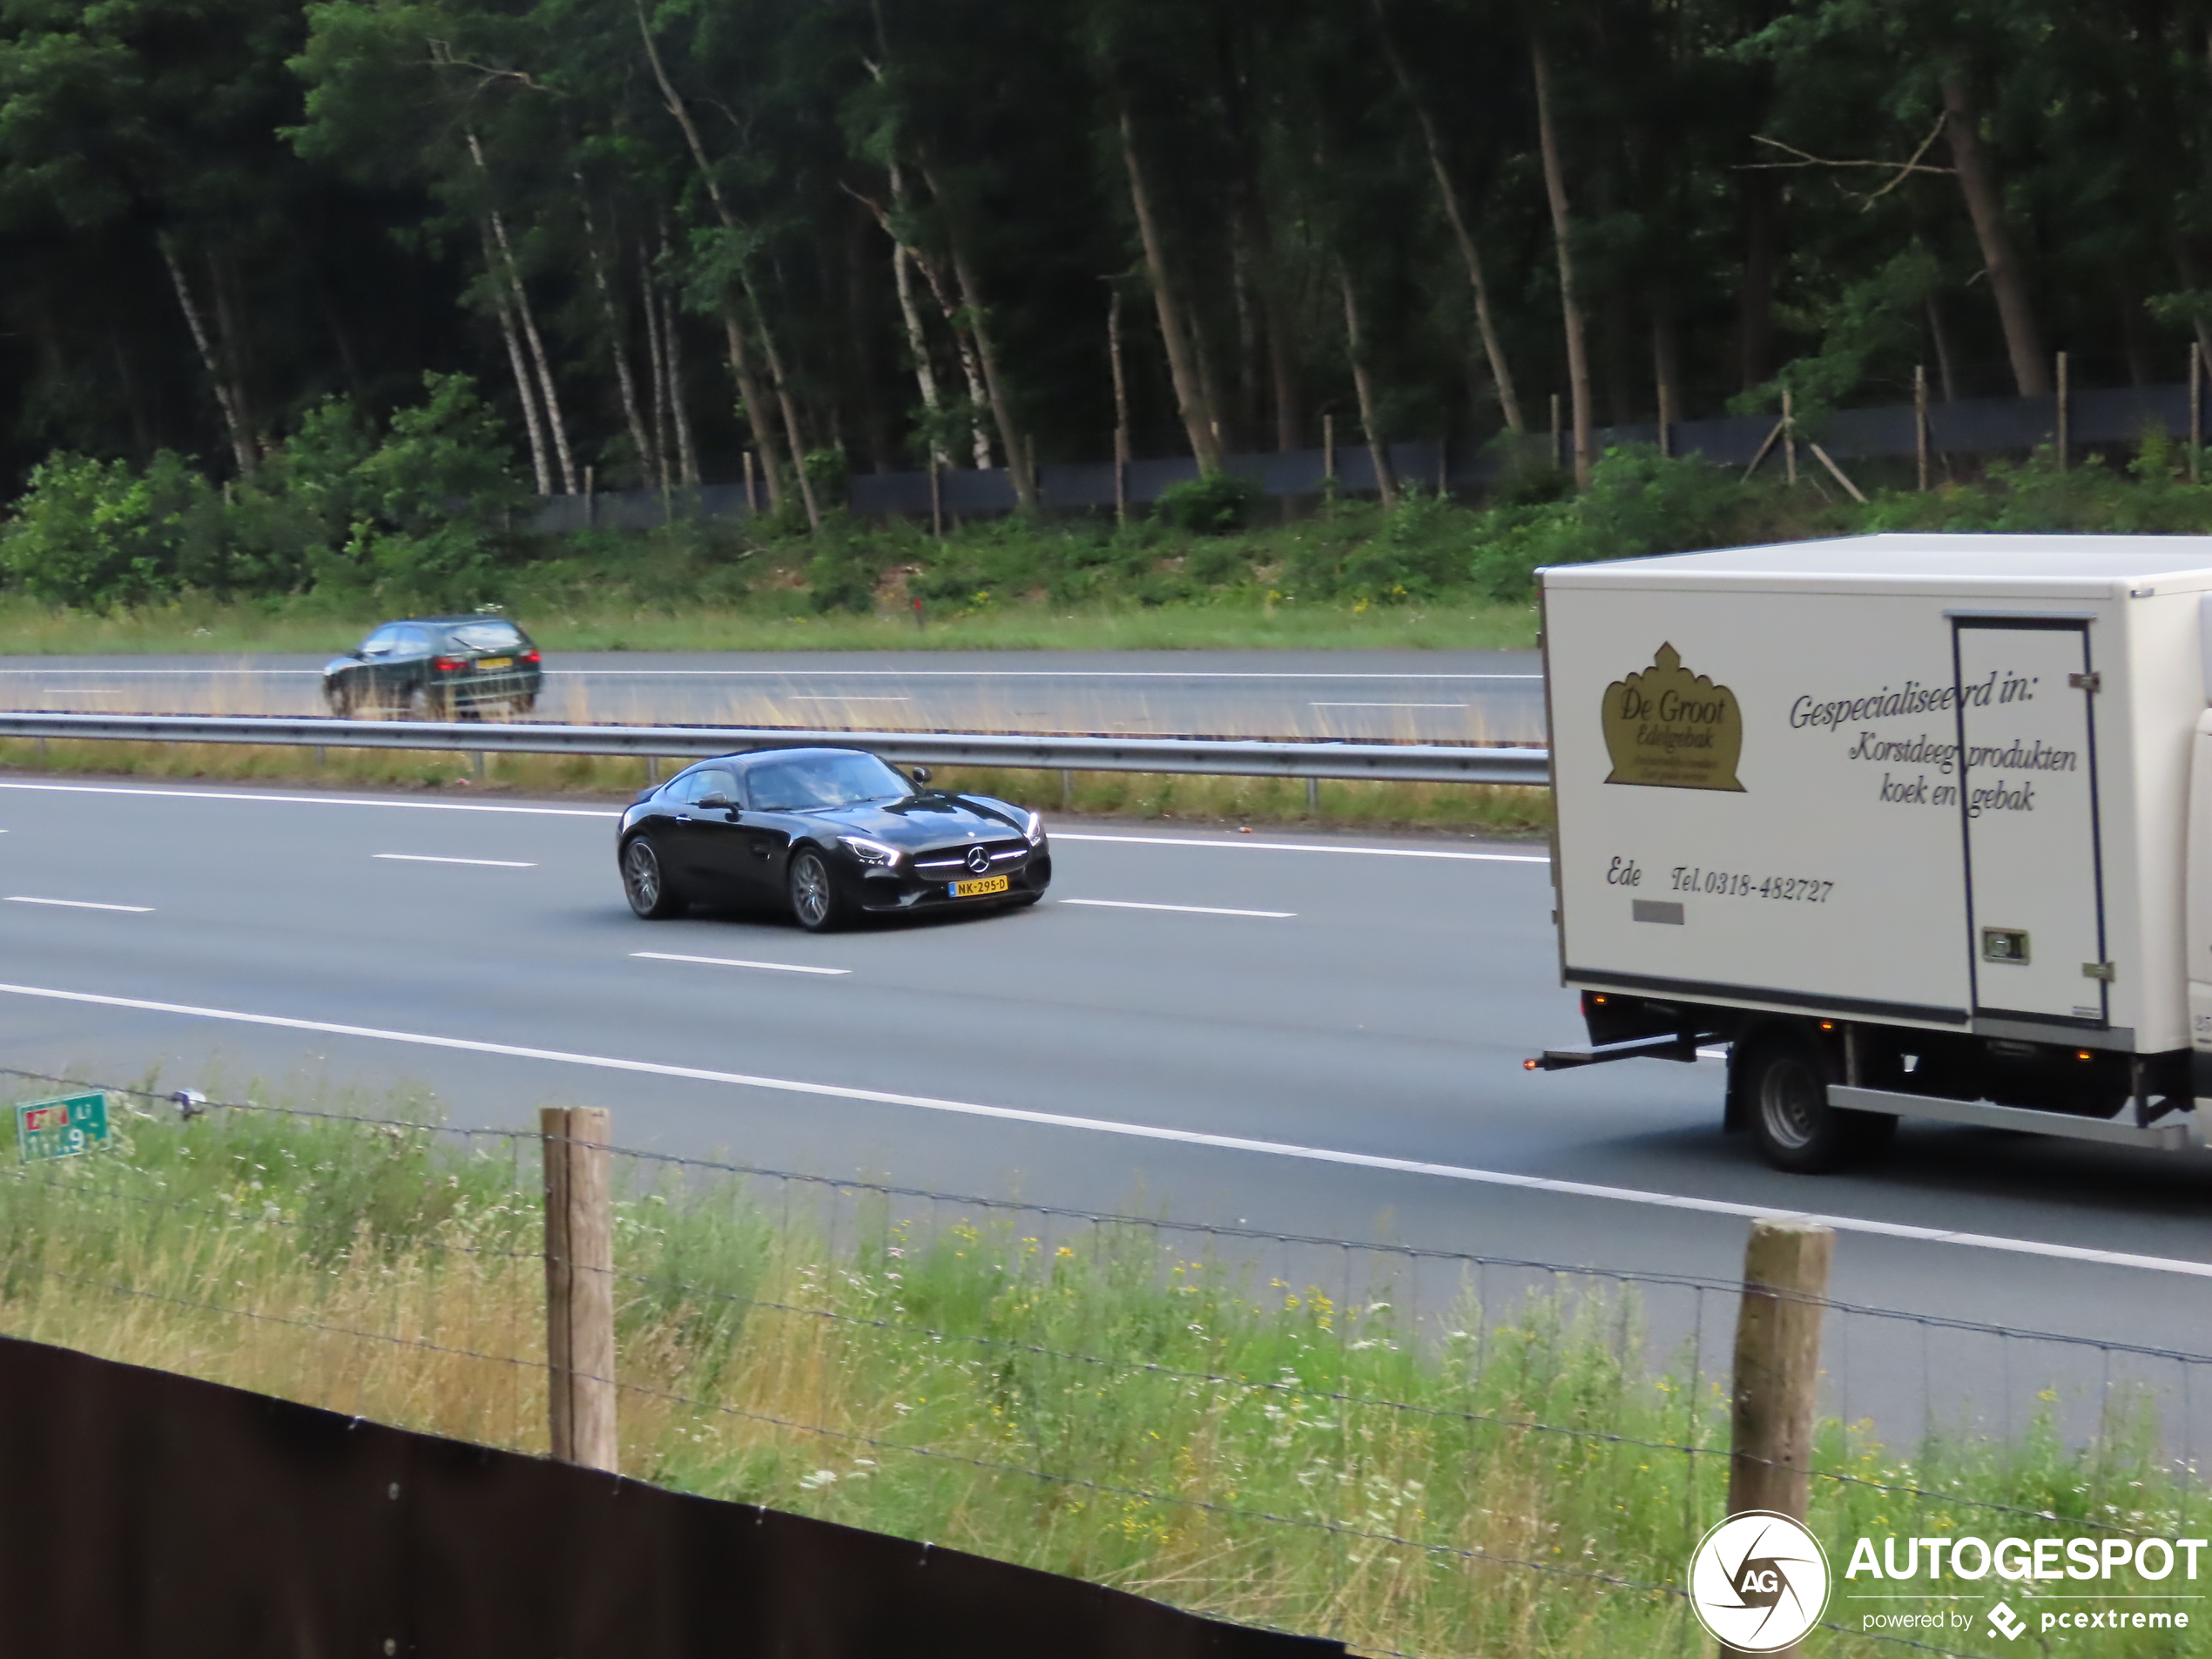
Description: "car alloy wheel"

(622, 835), (685, 919)
(787, 847), (841, 932)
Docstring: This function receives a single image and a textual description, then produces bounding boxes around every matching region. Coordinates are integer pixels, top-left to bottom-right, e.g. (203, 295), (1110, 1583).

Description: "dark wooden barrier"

(0, 1335), (1343, 1659)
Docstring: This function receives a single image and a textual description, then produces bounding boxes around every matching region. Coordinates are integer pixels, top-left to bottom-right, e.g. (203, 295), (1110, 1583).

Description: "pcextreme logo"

(1687, 1510), (1831, 1653)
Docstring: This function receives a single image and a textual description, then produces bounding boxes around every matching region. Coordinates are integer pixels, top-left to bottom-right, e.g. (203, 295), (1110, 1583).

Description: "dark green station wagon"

(322, 616), (543, 718)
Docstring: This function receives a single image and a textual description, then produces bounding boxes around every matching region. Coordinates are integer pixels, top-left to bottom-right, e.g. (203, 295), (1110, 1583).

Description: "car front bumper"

(851, 847), (1052, 913)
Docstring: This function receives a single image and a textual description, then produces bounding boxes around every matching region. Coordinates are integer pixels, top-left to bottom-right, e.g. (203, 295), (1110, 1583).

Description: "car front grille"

(914, 838), (1028, 874)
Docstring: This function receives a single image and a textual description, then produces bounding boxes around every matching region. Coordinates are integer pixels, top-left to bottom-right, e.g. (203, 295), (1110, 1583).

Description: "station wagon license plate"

(951, 876), (1009, 899)
(477, 656), (513, 671)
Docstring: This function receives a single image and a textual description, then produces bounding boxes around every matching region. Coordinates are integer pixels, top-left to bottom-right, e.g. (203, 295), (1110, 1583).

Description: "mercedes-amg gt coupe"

(617, 746), (1050, 931)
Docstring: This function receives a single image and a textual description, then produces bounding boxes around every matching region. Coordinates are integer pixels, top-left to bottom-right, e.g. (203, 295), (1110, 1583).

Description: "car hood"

(799, 793), (1028, 849)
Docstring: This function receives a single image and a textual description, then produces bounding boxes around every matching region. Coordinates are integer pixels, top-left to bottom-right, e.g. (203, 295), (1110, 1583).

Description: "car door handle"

(673, 814), (693, 823)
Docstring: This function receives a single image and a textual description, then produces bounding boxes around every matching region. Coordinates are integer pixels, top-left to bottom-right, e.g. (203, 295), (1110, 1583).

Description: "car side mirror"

(696, 793), (734, 811)
(908, 766), (932, 786)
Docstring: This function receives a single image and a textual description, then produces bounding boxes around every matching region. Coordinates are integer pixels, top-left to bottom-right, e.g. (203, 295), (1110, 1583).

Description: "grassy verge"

(0, 739), (1554, 839)
(11, 439), (2212, 661)
(0, 1094), (2195, 1657)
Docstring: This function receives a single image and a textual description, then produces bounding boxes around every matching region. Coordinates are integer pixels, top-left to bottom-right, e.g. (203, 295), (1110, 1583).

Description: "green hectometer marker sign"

(16, 1093), (109, 1162)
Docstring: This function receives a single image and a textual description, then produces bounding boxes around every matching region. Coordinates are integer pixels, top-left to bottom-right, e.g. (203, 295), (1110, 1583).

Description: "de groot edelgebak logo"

(1688, 1510), (1831, 1653)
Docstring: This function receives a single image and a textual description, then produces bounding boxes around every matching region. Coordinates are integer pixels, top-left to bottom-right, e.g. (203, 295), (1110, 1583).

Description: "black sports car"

(324, 616), (543, 718)
(617, 746), (1050, 931)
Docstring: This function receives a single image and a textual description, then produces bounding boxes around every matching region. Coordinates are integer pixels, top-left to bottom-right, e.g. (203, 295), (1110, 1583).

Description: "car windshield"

(448, 621), (525, 651)
(747, 752), (912, 811)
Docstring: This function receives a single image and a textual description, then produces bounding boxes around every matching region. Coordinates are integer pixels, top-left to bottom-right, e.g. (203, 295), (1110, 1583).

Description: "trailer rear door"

(1952, 617), (2109, 1027)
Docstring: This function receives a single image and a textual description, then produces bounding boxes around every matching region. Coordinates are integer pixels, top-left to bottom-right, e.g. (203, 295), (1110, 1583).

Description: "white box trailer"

(1534, 532), (2212, 1170)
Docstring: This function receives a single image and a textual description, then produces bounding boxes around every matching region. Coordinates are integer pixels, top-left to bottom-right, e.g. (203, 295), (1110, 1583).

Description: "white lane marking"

(0, 781), (616, 818)
(4, 897), (151, 913)
(785, 695), (913, 703)
(0, 979), (2202, 1280)
(41, 688), (129, 695)
(1060, 899), (1295, 918)
(1055, 832), (1548, 863)
(633, 951), (850, 976)
(1310, 701), (1468, 710)
(374, 853), (536, 868)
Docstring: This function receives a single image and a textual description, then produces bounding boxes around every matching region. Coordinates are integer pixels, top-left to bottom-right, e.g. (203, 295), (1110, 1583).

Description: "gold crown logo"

(1601, 644), (1744, 792)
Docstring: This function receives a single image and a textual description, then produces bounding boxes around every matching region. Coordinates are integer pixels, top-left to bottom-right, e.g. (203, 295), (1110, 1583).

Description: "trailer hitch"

(1525, 1034), (1713, 1071)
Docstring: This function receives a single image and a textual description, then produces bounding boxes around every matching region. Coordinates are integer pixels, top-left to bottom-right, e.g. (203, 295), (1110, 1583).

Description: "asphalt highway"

(3, 776), (2209, 1444)
(0, 649), (1547, 743)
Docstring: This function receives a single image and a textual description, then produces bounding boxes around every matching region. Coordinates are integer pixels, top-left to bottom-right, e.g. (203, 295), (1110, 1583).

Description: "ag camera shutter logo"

(1688, 1510), (1831, 1653)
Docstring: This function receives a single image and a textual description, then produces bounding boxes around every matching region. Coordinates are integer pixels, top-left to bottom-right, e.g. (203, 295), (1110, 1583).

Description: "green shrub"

(0, 450), (219, 609)
(1155, 471), (1259, 534)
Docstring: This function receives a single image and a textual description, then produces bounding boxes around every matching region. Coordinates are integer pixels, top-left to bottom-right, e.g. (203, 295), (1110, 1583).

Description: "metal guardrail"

(0, 711), (1552, 786)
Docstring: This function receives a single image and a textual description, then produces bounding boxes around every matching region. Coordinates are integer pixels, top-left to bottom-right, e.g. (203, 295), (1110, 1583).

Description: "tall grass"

(1, 1092), (2201, 1656)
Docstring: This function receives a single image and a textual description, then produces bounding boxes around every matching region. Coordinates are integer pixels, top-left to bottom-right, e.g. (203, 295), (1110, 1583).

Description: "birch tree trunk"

(1372, 0), (1523, 433)
(1941, 71), (2050, 397)
(636, 0), (792, 511)
(742, 266), (822, 529)
(891, 241), (947, 464)
(720, 307), (785, 510)
(663, 278), (699, 487)
(482, 226), (553, 496)
(855, 176), (949, 466)
(468, 131), (576, 493)
(578, 185), (658, 489)
(1531, 37), (1594, 488)
(208, 251), (259, 460)
(638, 239), (672, 491)
(159, 237), (255, 475)
(1117, 102), (1224, 474)
(1339, 262), (1397, 509)
(923, 165), (1036, 509)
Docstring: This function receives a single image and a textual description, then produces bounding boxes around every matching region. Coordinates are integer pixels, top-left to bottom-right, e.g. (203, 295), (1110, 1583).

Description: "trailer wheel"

(1737, 1029), (1893, 1173)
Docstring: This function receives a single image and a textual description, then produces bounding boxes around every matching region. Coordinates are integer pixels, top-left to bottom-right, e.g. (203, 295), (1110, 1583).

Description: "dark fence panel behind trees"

(538, 376), (2208, 529)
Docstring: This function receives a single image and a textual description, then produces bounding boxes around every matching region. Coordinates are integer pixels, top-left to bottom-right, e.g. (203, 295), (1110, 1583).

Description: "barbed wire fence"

(1, 1062), (2203, 1658)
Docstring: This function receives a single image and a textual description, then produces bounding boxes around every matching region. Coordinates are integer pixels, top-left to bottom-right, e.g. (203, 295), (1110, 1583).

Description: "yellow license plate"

(951, 875), (1009, 898)
(477, 656), (513, 671)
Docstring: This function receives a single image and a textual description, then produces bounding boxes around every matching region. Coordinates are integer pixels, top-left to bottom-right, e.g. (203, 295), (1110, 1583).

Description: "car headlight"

(1023, 810), (1045, 846)
(840, 835), (900, 866)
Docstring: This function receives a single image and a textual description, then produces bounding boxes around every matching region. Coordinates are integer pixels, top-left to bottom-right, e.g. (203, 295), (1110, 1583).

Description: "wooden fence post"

(1657, 379), (1674, 459)
(1727, 1217), (1833, 1529)
(1549, 394), (1562, 473)
(2056, 350), (2070, 471)
(1323, 412), (1337, 491)
(543, 1105), (617, 1473)
(1781, 388), (1797, 486)
(1914, 363), (1930, 492)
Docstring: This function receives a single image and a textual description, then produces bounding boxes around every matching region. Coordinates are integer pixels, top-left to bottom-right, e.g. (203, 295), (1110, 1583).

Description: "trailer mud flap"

(1952, 617), (2109, 1027)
